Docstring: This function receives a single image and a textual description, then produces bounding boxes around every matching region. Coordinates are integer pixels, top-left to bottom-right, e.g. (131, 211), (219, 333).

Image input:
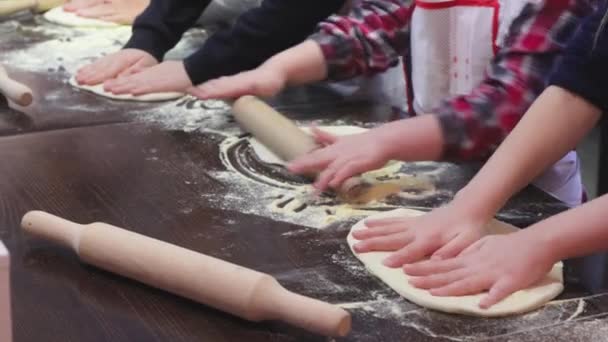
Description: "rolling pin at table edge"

(0, 0), (64, 15)
(20, 211), (352, 337)
(0, 65), (33, 107)
(0, 0), (36, 16)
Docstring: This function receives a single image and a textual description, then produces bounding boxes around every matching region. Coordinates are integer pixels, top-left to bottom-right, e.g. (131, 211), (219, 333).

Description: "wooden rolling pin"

(232, 95), (377, 201)
(0, 65), (33, 107)
(0, 0), (64, 16)
(21, 211), (351, 337)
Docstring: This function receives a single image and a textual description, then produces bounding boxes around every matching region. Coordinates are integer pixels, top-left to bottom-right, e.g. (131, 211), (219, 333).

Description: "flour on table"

(250, 125), (368, 165)
(347, 208), (564, 317)
(69, 77), (184, 102)
(43, 6), (124, 28)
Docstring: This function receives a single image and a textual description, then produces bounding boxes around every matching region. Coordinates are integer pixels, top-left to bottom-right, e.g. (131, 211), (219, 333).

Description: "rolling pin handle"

(253, 276), (351, 337)
(21, 211), (83, 252)
(0, 66), (34, 107)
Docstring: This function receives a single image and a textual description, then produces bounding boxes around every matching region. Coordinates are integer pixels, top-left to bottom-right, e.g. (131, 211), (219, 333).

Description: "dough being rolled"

(250, 126), (368, 165)
(347, 208), (564, 317)
(69, 77), (184, 102)
(44, 6), (123, 28)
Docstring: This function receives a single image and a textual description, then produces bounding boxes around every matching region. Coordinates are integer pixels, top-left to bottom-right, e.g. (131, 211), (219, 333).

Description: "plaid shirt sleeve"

(309, 0), (415, 80)
(438, 0), (596, 160)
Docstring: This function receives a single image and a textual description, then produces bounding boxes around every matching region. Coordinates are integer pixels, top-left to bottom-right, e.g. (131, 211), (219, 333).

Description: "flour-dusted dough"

(250, 126), (368, 165)
(69, 77), (184, 102)
(44, 6), (123, 28)
(347, 208), (564, 317)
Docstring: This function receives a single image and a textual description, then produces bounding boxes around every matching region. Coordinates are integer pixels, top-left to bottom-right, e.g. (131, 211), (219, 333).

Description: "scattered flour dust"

(213, 133), (449, 229)
(2, 18), (233, 131)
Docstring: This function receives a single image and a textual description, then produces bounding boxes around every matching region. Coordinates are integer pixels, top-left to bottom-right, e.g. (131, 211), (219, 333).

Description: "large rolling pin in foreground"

(21, 211), (351, 337)
(0, 65), (33, 107)
(231, 96), (389, 202)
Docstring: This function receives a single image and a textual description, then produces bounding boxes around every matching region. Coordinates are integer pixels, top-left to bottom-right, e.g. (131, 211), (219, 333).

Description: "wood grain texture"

(0, 122), (599, 342)
(1, 14), (604, 342)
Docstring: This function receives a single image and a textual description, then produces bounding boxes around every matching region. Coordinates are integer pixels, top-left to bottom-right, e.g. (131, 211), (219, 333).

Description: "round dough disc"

(69, 77), (184, 102)
(44, 6), (123, 28)
(347, 208), (564, 317)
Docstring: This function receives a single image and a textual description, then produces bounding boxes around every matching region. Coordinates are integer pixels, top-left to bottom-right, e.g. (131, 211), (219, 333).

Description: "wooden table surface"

(2, 15), (608, 342)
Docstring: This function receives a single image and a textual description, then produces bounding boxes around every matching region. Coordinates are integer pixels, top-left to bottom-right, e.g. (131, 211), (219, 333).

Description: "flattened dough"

(44, 6), (123, 28)
(347, 208), (564, 317)
(250, 126), (368, 165)
(69, 77), (184, 102)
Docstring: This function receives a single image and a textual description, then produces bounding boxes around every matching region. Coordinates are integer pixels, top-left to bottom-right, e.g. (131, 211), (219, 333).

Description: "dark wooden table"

(2, 16), (608, 342)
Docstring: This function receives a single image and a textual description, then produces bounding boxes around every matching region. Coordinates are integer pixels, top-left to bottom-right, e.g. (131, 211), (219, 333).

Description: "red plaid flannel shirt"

(310, 0), (596, 160)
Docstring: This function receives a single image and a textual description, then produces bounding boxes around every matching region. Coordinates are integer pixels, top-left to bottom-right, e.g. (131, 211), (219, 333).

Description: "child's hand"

(187, 66), (287, 100)
(103, 61), (192, 95)
(287, 128), (395, 192)
(404, 232), (555, 308)
(352, 203), (488, 266)
(65, 0), (150, 24)
(64, 0), (103, 12)
(76, 49), (157, 86)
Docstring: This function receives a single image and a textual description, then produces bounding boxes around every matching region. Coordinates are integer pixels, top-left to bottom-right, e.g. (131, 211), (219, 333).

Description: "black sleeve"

(183, 0), (347, 85)
(549, 3), (608, 113)
(124, 0), (213, 62)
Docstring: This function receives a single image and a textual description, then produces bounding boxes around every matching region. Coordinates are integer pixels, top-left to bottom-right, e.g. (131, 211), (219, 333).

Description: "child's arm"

(188, 40), (328, 99)
(189, 0), (415, 99)
(388, 4), (608, 305)
(404, 193), (608, 308)
(349, 85), (602, 267)
(77, 0), (211, 85)
(82, 0), (346, 94)
(287, 0), (592, 187)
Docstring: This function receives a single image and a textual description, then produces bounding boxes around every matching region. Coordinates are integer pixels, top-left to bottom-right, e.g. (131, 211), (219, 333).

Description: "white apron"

(408, 0), (583, 206)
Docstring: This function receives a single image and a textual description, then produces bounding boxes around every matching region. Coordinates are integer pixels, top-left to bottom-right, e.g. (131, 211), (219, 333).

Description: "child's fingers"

(430, 274), (491, 297)
(187, 86), (206, 98)
(431, 232), (478, 260)
(196, 78), (243, 100)
(479, 278), (519, 309)
(64, 0), (103, 11)
(351, 224), (406, 240)
(310, 126), (337, 145)
(77, 4), (114, 18)
(459, 237), (487, 256)
(408, 268), (472, 290)
(353, 231), (412, 254)
(402, 257), (462, 276)
(364, 216), (411, 228)
(313, 159), (343, 192)
(382, 239), (436, 267)
(85, 63), (127, 85)
(287, 151), (333, 175)
(105, 79), (136, 94)
(329, 160), (367, 189)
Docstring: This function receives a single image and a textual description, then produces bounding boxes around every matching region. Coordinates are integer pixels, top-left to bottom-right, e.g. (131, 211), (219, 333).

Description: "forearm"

(455, 86), (601, 218)
(374, 115), (445, 161)
(260, 40), (327, 86)
(310, 0), (413, 80)
(523, 194), (608, 261)
(183, 0), (344, 84)
(125, 0), (210, 61)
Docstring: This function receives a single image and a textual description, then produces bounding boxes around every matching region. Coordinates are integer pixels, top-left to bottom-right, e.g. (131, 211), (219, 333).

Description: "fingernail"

(382, 256), (398, 267)
(353, 242), (365, 252)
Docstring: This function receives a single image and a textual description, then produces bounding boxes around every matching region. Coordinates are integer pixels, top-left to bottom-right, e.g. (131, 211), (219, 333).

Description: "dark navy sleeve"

(124, 0), (212, 62)
(182, 0), (346, 84)
(549, 3), (608, 113)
